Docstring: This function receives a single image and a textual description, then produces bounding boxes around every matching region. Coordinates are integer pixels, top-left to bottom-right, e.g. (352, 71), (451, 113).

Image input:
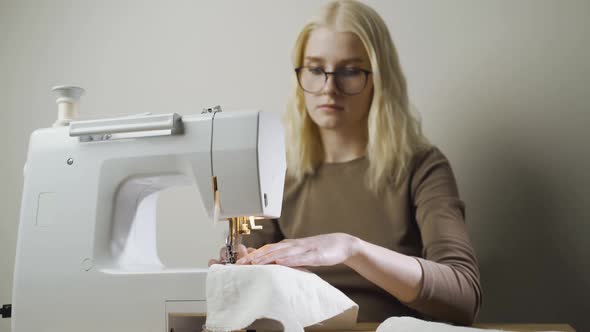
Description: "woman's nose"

(322, 74), (338, 95)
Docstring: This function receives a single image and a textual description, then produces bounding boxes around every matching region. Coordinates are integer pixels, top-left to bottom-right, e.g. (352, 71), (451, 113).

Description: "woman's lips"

(317, 104), (344, 112)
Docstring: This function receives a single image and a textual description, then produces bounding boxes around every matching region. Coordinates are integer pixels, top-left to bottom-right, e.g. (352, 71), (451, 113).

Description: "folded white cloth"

(377, 317), (509, 332)
(205, 264), (358, 332)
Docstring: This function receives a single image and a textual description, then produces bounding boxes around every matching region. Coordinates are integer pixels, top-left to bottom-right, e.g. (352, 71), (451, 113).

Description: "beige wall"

(1, 1), (588, 331)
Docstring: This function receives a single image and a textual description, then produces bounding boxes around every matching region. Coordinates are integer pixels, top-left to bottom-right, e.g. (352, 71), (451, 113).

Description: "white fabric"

(205, 264), (358, 332)
(377, 317), (559, 332)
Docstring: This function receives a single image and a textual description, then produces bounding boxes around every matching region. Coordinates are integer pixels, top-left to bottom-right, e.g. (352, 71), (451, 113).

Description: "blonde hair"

(285, 0), (430, 193)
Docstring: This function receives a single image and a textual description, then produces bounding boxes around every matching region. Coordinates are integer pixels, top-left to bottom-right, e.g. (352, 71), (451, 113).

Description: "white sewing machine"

(11, 86), (286, 332)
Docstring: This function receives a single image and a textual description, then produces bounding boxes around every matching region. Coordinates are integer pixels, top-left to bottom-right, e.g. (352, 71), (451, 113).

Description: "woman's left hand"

(235, 233), (360, 267)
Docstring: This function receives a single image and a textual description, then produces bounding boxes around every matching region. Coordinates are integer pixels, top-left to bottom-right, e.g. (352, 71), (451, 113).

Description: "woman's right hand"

(208, 244), (255, 266)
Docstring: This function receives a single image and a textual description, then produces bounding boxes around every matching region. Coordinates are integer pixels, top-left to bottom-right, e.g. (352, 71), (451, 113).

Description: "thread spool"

(51, 85), (85, 127)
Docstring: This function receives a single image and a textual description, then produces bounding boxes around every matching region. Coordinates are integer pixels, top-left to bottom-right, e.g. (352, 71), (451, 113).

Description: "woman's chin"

(316, 121), (344, 131)
(312, 114), (346, 130)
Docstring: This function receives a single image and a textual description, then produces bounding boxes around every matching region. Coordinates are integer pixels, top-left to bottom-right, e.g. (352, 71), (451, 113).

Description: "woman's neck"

(319, 126), (368, 163)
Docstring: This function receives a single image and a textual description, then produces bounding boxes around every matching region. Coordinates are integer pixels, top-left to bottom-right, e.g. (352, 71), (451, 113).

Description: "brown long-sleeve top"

(242, 146), (482, 325)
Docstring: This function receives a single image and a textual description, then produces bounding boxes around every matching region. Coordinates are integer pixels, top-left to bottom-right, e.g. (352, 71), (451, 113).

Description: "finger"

(237, 244), (248, 259)
(275, 251), (319, 267)
(236, 242), (292, 265)
(235, 247), (257, 265)
(208, 258), (220, 267)
(251, 246), (309, 266)
(219, 247), (227, 261)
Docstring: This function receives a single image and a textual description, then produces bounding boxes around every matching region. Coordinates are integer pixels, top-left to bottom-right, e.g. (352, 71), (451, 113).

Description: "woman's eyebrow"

(303, 56), (365, 65)
(339, 58), (364, 64)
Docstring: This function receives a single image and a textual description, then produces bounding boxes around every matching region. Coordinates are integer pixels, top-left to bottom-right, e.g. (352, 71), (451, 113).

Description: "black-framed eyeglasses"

(295, 66), (372, 96)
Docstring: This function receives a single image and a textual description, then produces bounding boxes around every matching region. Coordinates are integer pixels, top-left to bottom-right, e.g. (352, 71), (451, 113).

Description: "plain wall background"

(1, 0), (589, 331)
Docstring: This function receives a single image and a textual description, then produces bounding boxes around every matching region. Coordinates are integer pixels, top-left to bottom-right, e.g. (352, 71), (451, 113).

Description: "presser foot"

(223, 245), (237, 265)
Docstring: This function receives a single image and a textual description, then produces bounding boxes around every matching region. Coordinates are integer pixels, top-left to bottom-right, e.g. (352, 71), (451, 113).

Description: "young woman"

(211, 0), (482, 326)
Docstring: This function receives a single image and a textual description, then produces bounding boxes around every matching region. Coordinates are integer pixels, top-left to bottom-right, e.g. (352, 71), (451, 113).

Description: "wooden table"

(473, 323), (575, 331)
(332, 322), (576, 331)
